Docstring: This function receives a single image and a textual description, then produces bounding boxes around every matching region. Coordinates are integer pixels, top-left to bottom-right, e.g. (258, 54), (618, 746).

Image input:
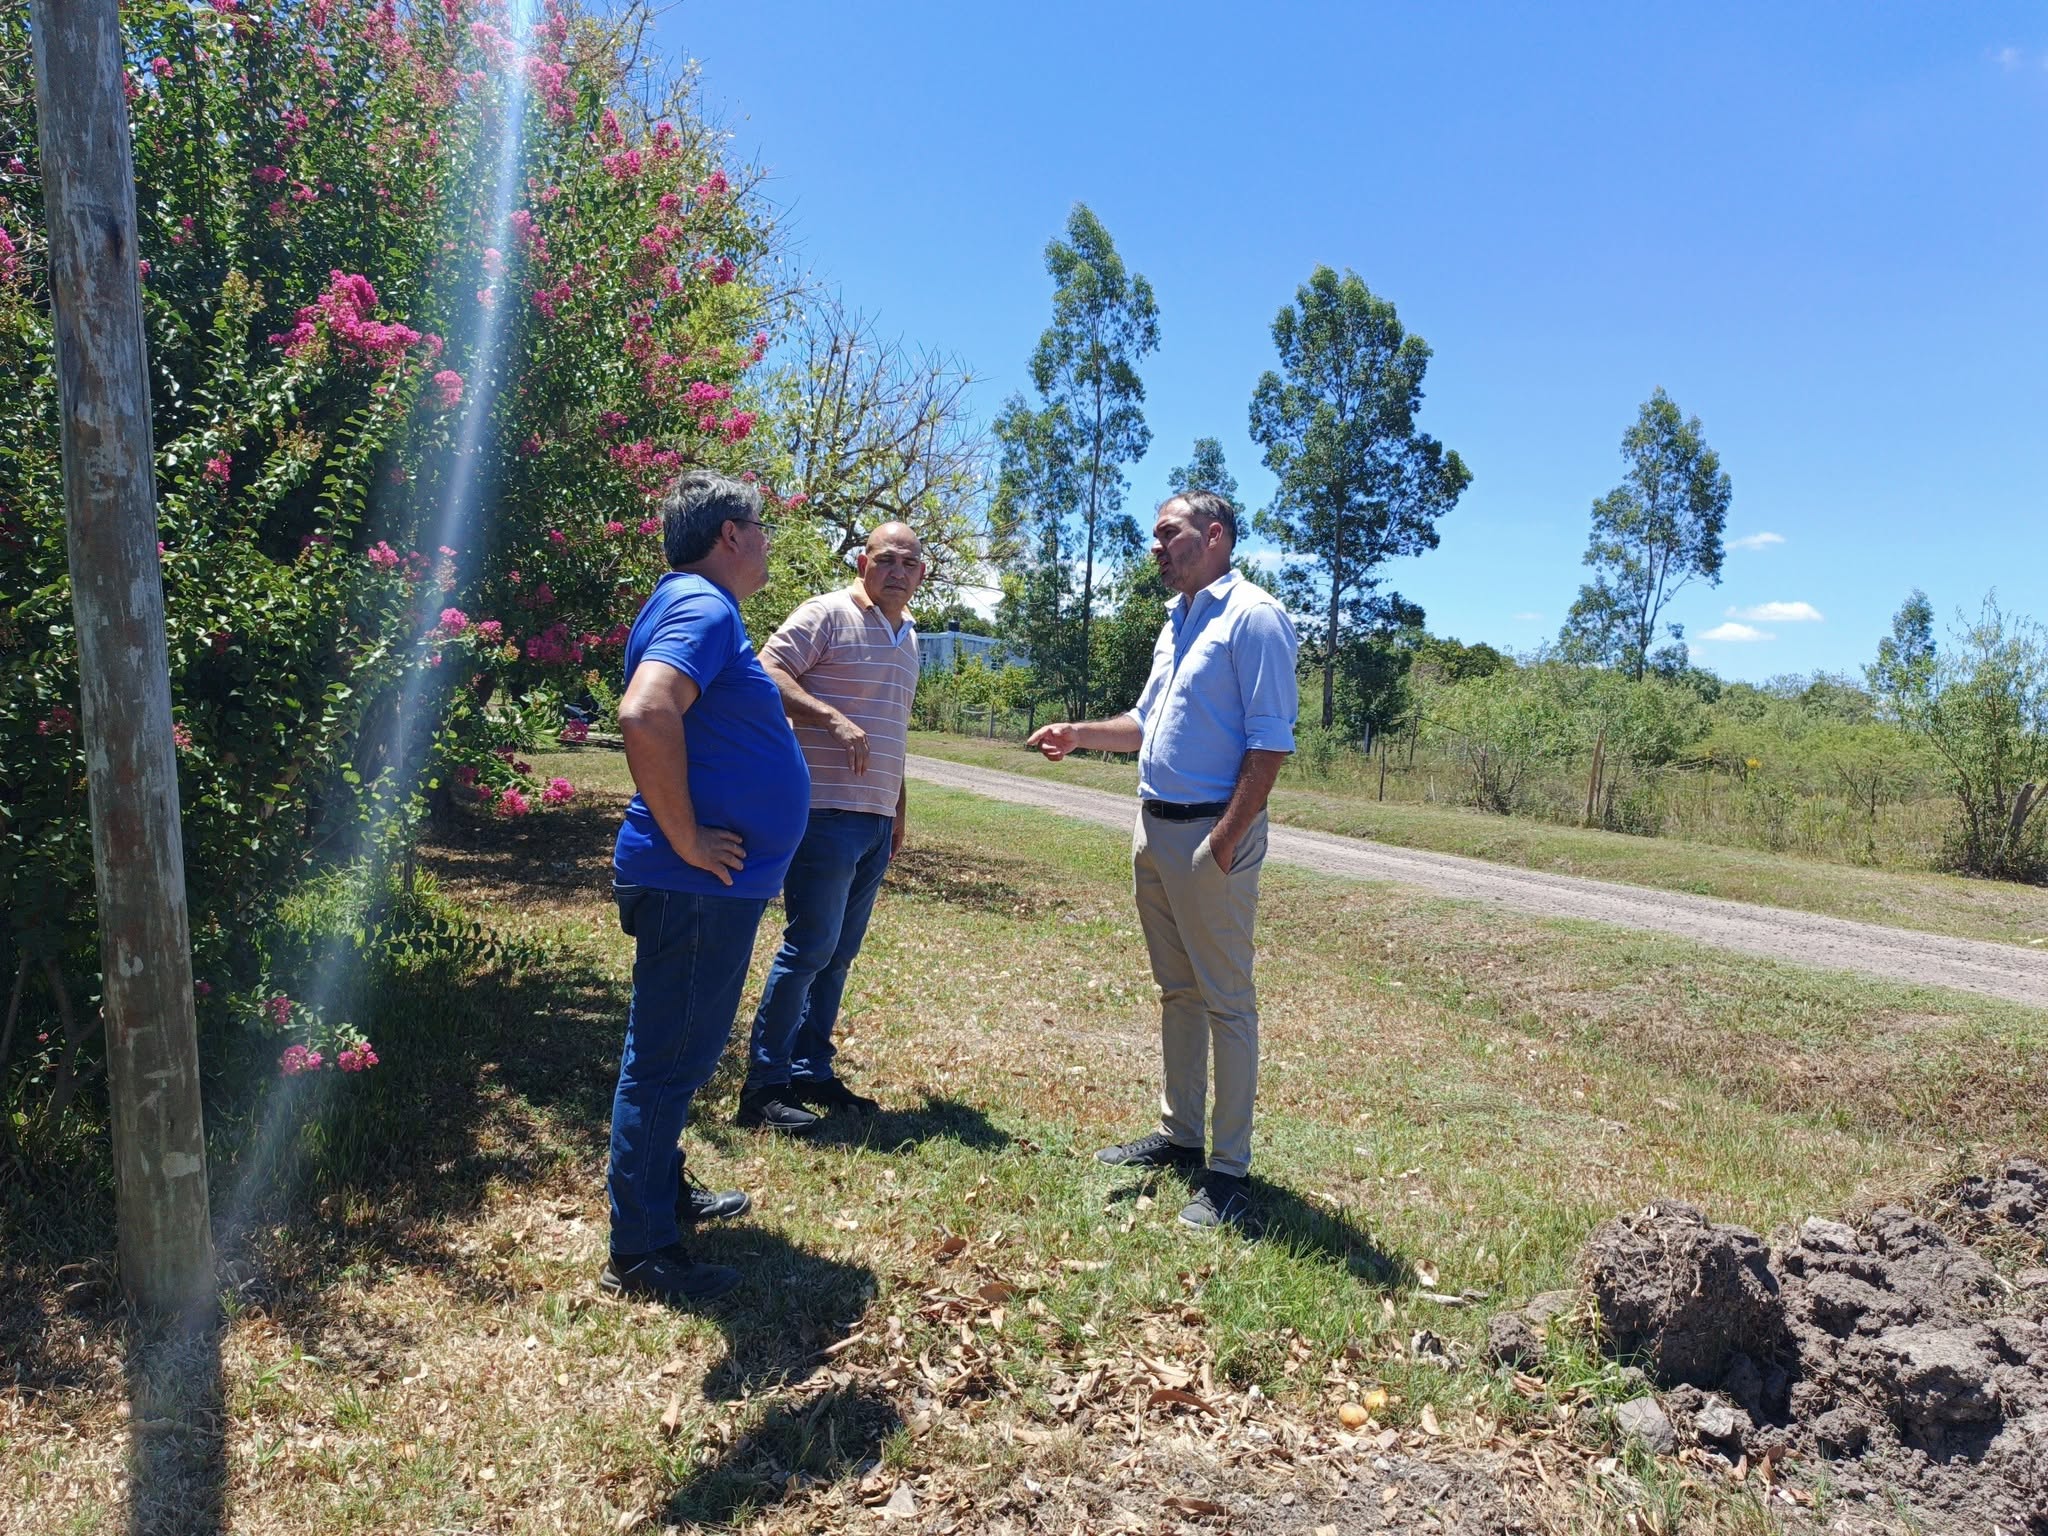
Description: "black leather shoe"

(599, 1243), (741, 1305)
(1094, 1130), (1204, 1170)
(676, 1165), (750, 1226)
(787, 1078), (879, 1115)
(735, 1087), (821, 1132)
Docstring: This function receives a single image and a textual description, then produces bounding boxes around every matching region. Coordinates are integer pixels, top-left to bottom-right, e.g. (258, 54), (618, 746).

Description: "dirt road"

(907, 755), (2048, 1011)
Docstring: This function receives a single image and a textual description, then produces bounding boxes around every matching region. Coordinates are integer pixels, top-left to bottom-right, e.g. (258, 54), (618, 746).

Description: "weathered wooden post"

(31, 0), (214, 1316)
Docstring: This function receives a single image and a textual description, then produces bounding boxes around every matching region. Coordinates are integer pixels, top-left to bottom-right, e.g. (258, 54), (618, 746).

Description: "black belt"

(1142, 799), (1228, 822)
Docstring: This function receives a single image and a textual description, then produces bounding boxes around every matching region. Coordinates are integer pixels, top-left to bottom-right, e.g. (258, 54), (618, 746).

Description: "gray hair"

(1164, 488), (1237, 543)
(662, 469), (762, 568)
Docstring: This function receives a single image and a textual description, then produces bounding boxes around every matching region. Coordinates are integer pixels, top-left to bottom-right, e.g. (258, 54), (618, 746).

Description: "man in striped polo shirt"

(737, 522), (926, 1130)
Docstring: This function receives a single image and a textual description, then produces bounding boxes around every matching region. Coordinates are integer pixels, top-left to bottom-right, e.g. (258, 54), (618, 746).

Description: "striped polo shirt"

(758, 585), (918, 817)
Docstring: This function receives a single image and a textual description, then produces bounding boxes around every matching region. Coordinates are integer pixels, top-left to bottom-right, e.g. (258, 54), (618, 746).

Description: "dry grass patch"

(7, 756), (2043, 1534)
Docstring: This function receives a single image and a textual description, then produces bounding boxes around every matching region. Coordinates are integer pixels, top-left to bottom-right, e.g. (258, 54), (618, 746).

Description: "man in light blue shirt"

(1028, 490), (1298, 1229)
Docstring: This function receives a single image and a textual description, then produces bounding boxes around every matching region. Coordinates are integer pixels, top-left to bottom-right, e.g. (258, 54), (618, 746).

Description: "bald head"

(857, 521), (926, 621)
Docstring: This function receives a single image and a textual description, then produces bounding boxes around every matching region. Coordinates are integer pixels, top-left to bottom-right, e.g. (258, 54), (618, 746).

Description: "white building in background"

(916, 622), (1026, 675)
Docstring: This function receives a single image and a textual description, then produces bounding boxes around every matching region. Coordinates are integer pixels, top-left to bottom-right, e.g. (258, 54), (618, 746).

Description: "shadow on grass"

(883, 844), (1066, 918)
(796, 1093), (1013, 1155)
(662, 1382), (902, 1529)
(681, 1226), (876, 1401)
(1104, 1171), (1411, 1288)
(124, 1309), (227, 1536)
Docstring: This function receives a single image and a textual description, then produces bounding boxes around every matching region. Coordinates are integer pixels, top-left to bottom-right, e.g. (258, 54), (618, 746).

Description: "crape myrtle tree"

(0, 0), (791, 1086)
(997, 203), (1158, 717)
(1249, 267), (1469, 732)
(1560, 388), (1732, 681)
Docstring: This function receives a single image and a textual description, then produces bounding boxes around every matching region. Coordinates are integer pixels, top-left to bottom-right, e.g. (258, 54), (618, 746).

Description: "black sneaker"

(787, 1078), (879, 1115)
(1179, 1171), (1253, 1229)
(1094, 1130), (1204, 1170)
(599, 1243), (741, 1306)
(676, 1164), (750, 1227)
(735, 1087), (821, 1132)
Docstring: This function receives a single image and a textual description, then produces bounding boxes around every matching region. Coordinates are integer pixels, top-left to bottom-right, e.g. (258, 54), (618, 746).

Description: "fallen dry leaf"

(1147, 1387), (1216, 1415)
(976, 1280), (1016, 1305)
(659, 1395), (682, 1438)
(1163, 1496), (1228, 1517)
(1421, 1404), (1442, 1437)
(880, 1483), (918, 1519)
(1415, 1260), (1439, 1288)
(934, 1235), (967, 1259)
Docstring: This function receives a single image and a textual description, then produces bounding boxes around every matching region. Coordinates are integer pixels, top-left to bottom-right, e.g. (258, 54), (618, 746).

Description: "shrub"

(0, 0), (784, 1102)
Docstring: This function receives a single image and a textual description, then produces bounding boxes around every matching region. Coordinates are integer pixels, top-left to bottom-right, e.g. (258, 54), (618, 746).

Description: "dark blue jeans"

(745, 809), (893, 1091)
(608, 883), (768, 1255)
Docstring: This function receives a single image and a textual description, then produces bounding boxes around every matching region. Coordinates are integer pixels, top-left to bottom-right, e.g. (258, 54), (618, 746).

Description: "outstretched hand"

(1026, 722), (1079, 762)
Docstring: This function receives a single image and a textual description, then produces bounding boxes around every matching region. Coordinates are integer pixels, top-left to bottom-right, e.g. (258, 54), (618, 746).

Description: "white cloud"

(1994, 44), (2024, 68)
(1728, 531), (1785, 552)
(1698, 621), (1775, 643)
(1728, 600), (1823, 623)
(1511, 611), (1544, 623)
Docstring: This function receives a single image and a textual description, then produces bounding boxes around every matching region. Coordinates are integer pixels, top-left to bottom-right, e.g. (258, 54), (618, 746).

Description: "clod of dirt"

(1482, 1311), (1543, 1370)
(1581, 1200), (1785, 1385)
(1570, 1160), (2048, 1533)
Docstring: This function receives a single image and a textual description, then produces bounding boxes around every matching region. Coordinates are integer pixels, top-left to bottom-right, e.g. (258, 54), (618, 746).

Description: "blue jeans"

(745, 809), (893, 1091)
(608, 883), (768, 1255)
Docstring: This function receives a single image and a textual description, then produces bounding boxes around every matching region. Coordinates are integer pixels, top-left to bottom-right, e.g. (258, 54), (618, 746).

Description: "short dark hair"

(1164, 489), (1237, 543)
(661, 469), (761, 569)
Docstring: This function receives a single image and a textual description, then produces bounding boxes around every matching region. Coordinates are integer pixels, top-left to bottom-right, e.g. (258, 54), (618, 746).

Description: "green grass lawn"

(909, 730), (2048, 951)
(8, 749), (2044, 1534)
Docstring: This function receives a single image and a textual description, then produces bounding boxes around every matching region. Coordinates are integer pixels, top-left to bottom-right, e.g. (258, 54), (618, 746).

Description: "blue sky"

(654, 2), (2047, 684)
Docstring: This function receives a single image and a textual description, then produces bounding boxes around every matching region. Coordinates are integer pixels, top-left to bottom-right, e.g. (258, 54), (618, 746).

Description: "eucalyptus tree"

(1561, 389), (1732, 681)
(1249, 267), (1470, 729)
(1022, 204), (1159, 714)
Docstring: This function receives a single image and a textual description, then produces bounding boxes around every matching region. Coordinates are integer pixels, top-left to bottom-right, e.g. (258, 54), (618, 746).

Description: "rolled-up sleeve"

(1235, 601), (1299, 753)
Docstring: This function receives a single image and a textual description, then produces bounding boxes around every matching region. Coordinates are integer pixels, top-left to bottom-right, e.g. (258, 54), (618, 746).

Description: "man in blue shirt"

(605, 469), (810, 1305)
(1027, 490), (1299, 1229)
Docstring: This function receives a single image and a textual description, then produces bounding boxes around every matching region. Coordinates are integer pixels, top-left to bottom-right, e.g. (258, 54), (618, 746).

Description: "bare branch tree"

(778, 295), (989, 591)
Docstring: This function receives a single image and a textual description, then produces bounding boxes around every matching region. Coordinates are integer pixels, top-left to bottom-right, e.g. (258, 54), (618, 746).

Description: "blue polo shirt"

(1130, 572), (1300, 804)
(612, 573), (810, 899)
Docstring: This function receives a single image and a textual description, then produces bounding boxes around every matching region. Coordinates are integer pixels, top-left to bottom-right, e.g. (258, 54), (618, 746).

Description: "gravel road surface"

(907, 754), (2048, 1011)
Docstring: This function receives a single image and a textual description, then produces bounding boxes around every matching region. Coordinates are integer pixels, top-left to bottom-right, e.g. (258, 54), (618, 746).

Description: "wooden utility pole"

(31, 0), (214, 1316)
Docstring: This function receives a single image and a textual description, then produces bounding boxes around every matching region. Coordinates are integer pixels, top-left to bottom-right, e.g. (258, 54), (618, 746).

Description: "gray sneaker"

(1094, 1130), (1204, 1171)
(1179, 1172), (1253, 1229)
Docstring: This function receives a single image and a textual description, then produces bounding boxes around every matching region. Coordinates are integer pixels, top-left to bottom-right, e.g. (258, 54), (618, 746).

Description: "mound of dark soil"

(1577, 1160), (2048, 1533)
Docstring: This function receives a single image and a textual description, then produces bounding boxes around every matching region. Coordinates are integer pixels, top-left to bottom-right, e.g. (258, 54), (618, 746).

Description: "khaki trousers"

(1131, 808), (1268, 1177)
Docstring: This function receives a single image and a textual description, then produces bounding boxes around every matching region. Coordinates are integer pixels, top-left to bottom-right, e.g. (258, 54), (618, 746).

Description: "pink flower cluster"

(522, 621), (581, 664)
(492, 786), (531, 817)
(203, 453), (232, 486)
(541, 776), (576, 806)
(694, 170), (729, 201)
(36, 704), (77, 737)
(337, 1043), (381, 1072)
(431, 368), (464, 410)
(366, 541), (401, 569)
(0, 226), (19, 285)
(173, 722), (194, 751)
(559, 719), (589, 744)
(266, 994), (294, 1027)
(438, 607), (469, 635)
(270, 271), (423, 368)
(279, 1044), (323, 1075)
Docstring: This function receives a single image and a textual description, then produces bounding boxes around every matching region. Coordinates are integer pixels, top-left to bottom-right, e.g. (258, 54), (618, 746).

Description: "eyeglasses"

(729, 517), (776, 535)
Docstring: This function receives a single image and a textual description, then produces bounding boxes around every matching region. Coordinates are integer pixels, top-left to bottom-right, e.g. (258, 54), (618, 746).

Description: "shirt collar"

(847, 581), (915, 643)
(1167, 569), (1238, 616)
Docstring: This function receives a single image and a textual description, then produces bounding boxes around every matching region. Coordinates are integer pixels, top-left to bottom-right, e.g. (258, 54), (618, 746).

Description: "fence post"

(31, 0), (215, 1317)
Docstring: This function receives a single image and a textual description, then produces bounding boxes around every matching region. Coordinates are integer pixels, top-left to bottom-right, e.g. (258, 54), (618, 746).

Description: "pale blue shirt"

(1129, 572), (1300, 804)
